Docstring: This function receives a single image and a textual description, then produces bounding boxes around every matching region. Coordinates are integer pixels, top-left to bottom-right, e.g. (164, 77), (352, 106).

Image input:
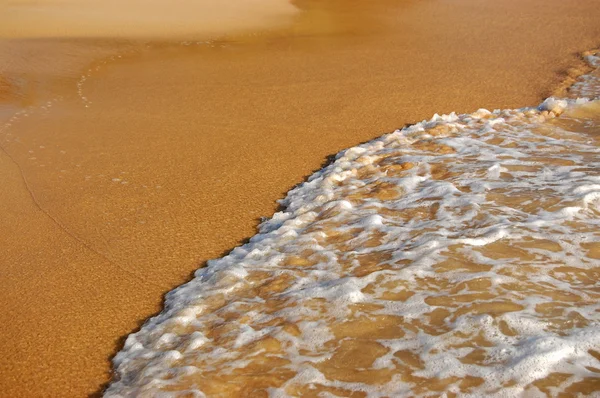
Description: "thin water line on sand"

(0, 121), (162, 289)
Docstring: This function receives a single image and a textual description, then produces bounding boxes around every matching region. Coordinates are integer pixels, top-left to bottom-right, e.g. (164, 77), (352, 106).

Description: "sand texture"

(0, 0), (599, 396)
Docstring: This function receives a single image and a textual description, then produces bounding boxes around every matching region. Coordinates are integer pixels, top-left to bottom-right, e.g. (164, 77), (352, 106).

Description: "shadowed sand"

(0, 0), (599, 396)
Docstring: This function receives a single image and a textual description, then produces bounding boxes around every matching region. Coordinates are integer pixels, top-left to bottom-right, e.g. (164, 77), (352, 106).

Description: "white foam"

(105, 54), (600, 396)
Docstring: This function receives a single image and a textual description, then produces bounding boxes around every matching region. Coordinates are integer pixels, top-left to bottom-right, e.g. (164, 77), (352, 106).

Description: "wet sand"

(0, 0), (599, 396)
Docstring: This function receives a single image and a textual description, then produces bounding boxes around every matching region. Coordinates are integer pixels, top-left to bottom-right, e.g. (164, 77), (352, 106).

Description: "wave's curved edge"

(105, 50), (600, 396)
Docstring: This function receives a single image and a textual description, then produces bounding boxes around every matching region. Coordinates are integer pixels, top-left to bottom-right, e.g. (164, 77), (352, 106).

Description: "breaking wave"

(106, 51), (600, 397)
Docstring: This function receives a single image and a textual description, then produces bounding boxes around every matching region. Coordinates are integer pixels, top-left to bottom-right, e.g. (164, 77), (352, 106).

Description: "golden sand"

(106, 99), (600, 395)
(0, 0), (297, 39)
(0, 0), (599, 396)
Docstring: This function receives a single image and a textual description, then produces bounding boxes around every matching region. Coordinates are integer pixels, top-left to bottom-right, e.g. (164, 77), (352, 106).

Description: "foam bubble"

(105, 52), (600, 397)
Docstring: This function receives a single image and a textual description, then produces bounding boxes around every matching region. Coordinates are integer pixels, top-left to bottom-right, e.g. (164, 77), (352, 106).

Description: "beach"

(0, 0), (600, 396)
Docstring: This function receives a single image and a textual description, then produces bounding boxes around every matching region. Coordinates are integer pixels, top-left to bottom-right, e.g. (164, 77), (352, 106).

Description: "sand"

(0, 0), (297, 39)
(0, 0), (599, 396)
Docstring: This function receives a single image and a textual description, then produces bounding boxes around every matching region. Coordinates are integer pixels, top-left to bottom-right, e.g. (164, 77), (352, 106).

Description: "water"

(106, 52), (600, 397)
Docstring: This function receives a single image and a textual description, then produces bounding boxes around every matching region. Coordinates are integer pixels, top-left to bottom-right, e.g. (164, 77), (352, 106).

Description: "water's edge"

(106, 50), (600, 397)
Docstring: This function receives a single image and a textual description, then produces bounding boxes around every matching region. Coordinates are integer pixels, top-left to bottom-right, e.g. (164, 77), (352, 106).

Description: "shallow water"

(105, 53), (600, 397)
(4, 2), (600, 396)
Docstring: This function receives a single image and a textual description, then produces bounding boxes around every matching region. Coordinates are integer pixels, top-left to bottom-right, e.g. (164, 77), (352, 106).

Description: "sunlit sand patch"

(106, 53), (600, 396)
(0, 0), (298, 39)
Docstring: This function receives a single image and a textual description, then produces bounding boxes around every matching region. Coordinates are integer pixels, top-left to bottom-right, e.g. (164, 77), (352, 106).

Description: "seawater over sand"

(106, 53), (600, 396)
(3, 0), (600, 396)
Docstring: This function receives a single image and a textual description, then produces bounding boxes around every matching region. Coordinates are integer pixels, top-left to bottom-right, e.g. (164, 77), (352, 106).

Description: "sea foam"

(105, 52), (600, 397)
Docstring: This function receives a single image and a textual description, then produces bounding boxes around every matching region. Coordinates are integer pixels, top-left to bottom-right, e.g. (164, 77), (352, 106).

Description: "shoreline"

(108, 52), (600, 395)
(552, 49), (600, 98)
(1, 0), (600, 396)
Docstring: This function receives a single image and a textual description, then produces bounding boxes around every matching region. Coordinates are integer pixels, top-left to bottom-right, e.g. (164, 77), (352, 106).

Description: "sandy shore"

(0, 0), (297, 39)
(0, 0), (599, 396)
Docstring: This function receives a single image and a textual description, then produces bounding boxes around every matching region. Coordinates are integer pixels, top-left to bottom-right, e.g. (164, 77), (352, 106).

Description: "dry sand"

(0, 0), (599, 396)
(0, 0), (297, 39)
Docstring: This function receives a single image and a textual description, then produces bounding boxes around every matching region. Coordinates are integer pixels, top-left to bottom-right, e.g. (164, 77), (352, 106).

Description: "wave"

(105, 52), (600, 397)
